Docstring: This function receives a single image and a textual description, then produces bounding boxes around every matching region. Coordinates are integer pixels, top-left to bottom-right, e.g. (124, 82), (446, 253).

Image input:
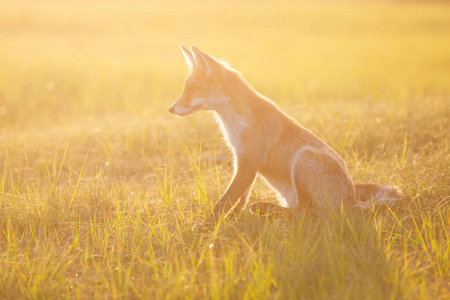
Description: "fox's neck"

(214, 104), (249, 154)
(213, 74), (268, 153)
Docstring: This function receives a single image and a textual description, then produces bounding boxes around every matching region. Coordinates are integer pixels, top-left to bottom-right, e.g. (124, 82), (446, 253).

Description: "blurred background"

(0, 0), (448, 184)
(1, 0), (449, 187)
(1, 0), (449, 127)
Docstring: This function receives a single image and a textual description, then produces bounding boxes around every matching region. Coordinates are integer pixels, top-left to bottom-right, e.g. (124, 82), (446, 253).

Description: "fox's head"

(169, 45), (231, 116)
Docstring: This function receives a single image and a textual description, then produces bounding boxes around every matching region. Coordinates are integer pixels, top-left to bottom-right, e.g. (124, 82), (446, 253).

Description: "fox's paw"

(192, 220), (215, 233)
(248, 202), (293, 219)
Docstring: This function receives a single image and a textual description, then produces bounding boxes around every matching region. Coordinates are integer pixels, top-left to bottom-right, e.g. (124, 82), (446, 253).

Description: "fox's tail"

(248, 183), (404, 217)
(354, 183), (404, 209)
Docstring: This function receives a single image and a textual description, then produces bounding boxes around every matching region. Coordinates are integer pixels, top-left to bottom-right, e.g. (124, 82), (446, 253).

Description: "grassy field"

(1, 0), (449, 299)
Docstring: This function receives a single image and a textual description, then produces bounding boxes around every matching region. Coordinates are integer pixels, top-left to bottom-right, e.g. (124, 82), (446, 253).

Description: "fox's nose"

(168, 106), (175, 114)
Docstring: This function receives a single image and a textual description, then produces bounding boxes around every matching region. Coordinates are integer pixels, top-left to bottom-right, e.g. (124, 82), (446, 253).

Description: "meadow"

(0, 0), (449, 298)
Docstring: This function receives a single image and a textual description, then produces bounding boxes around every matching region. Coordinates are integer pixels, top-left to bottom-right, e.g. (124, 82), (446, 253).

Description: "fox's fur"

(169, 45), (403, 221)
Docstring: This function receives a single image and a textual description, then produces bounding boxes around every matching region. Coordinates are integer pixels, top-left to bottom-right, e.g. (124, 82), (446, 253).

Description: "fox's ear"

(180, 45), (195, 71)
(191, 46), (222, 76)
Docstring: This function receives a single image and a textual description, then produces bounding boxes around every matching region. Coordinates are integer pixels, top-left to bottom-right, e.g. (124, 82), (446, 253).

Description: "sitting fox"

(169, 45), (403, 223)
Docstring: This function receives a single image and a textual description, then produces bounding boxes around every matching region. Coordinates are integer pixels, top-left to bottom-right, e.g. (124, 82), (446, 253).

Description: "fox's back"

(234, 95), (339, 172)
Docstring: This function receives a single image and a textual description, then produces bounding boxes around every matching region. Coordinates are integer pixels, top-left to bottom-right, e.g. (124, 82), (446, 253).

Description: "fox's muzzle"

(169, 96), (204, 117)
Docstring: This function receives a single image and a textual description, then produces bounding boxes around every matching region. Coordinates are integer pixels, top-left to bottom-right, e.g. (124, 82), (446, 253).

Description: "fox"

(169, 45), (403, 224)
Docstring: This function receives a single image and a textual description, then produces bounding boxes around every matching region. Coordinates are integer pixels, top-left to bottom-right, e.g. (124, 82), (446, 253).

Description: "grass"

(0, 0), (449, 299)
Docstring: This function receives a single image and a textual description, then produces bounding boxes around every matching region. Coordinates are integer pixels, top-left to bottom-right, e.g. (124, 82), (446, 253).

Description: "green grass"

(0, 0), (449, 299)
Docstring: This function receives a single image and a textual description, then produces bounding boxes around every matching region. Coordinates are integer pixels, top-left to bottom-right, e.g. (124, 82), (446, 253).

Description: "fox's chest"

(214, 111), (249, 154)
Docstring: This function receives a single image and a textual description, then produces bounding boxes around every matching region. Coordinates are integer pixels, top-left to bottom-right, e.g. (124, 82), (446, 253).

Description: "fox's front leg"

(209, 161), (257, 223)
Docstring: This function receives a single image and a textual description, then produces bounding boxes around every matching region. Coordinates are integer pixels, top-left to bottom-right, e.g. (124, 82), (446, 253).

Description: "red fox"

(169, 45), (403, 223)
